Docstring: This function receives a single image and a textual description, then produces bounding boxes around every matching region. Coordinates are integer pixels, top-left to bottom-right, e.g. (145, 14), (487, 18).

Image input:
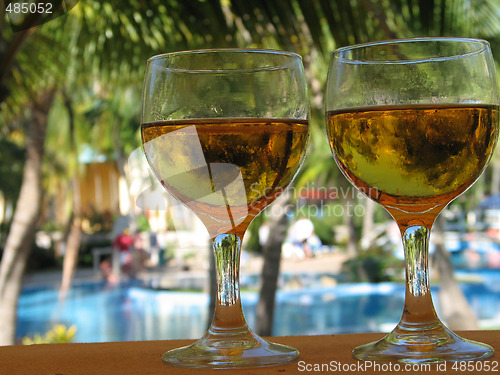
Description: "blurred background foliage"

(1, 0), (500, 227)
(21, 324), (77, 345)
(1, 0), (500, 345)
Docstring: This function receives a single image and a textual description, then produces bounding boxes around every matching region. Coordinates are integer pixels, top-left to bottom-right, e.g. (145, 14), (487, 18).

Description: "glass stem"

(210, 233), (248, 333)
(399, 225), (441, 331)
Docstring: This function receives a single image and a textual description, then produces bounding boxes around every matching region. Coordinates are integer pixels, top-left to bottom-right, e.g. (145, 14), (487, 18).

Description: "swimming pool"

(16, 274), (500, 343)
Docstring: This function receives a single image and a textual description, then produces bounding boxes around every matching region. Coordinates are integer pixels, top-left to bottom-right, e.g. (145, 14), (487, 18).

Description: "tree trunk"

(344, 197), (359, 257)
(361, 196), (375, 246)
(59, 212), (82, 300)
(433, 216), (479, 330)
(256, 191), (291, 336)
(59, 92), (82, 300)
(491, 163), (500, 196)
(0, 27), (37, 104)
(0, 89), (54, 345)
(113, 123), (137, 234)
(339, 176), (359, 258)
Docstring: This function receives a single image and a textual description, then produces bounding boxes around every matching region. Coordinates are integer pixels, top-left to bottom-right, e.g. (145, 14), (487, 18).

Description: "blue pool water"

(17, 273), (500, 343)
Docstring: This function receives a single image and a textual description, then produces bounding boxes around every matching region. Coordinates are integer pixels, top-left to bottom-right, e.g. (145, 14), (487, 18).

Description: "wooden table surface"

(1, 331), (499, 374)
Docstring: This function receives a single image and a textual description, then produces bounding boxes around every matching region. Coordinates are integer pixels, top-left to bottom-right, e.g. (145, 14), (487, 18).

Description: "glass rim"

(146, 48), (302, 73)
(332, 37), (490, 65)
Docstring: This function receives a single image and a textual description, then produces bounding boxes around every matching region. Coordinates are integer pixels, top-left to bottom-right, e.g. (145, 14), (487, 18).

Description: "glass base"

(162, 327), (299, 368)
(353, 324), (494, 363)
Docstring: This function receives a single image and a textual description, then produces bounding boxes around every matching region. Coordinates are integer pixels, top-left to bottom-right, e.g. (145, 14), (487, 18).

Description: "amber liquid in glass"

(142, 118), (308, 236)
(327, 104), (498, 228)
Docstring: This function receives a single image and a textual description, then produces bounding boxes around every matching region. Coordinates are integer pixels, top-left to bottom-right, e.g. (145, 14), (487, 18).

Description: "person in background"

(113, 228), (135, 277)
(288, 216), (317, 258)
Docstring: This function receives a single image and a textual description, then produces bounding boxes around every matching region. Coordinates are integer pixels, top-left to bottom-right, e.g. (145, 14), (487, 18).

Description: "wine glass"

(326, 37), (499, 362)
(141, 49), (309, 368)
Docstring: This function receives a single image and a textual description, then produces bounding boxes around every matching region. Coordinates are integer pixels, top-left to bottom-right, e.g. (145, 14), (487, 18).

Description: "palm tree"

(0, 0), (302, 345)
(239, 0), (500, 334)
(0, 2), (75, 343)
(0, 0), (236, 345)
(0, 88), (55, 345)
(1, 0), (499, 345)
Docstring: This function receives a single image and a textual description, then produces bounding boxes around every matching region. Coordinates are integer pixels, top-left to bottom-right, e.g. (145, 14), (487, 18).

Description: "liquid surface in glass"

(142, 118), (308, 235)
(327, 104), (498, 225)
